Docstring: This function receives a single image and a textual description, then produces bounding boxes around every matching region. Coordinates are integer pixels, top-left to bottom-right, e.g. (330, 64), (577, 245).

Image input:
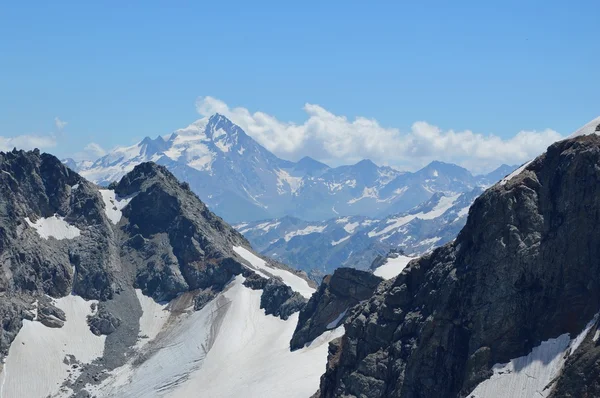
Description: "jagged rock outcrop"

(87, 304), (121, 335)
(316, 134), (600, 398)
(114, 162), (251, 301)
(291, 268), (383, 350)
(260, 278), (307, 320)
(369, 248), (406, 272)
(0, 150), (314, 397)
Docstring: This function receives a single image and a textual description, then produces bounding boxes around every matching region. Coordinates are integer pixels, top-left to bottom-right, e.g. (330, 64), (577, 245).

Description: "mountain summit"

(72, 114), (510, 223)
(0, 148), (336, 398)
(316, 123), (600, 398)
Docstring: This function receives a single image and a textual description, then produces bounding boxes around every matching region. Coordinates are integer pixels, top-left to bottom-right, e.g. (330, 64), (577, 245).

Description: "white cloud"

(0, 135), (57, 152)
(54, 117), (68, 131)
(71, 142), (106, 162)
(196, 96), (563, 173)
(83, 142), (106, 158)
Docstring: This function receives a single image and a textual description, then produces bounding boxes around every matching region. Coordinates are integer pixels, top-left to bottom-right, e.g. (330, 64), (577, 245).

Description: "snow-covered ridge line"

(233, 246), (315, 298)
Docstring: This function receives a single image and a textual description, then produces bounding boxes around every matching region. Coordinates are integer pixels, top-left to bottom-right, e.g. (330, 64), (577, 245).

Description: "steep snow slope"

(470, 315), (598, 398)
(84, 276), (340, 398)
(0, 295), (105, 398)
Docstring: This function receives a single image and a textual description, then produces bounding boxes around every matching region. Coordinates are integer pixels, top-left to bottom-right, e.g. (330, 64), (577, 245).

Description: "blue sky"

(1, 1), (599, 170)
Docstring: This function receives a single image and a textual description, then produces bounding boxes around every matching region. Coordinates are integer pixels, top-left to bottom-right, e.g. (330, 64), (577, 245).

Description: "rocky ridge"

(291, 268), (383, 351)
(0, 149), (314, 397)
(315, 132), (600, 398)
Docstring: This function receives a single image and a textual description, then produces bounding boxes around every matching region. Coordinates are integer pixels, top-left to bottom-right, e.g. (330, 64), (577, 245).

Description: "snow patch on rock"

(374, 255), (414, 280)
(284, 225), (326, 242)
(99, 189), (135, 224)
(24, 215), (81, 240)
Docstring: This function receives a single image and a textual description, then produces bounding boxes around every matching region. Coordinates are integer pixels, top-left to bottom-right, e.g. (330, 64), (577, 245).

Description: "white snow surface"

(369, 194), (460, 238)
(343, 221), (360, 233)
(233, 246), (315, 298)
(331, 236), (351, 246)
(471, 314), (598, 398)
(275, 169), (303, 195)
(568, 116), (600, 138)
(500, 160), (533, 185)
(0, 295), (105, 398)
(93, 276), (340, 398)
(134, 289), (169, 350)
(24, 215), (81, 240)
(374, 255), (414, 279)
(99, 189), (135, 224)
(284, 225), (327, 242)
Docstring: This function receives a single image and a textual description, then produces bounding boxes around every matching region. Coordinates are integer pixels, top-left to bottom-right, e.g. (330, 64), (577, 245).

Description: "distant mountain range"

(65, 114), (516, 223)
(237, 188), (483, 279)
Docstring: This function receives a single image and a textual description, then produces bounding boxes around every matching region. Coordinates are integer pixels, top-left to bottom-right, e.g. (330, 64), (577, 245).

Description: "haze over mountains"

(238, 188), (482, 278)
(65, 114), (516, 223)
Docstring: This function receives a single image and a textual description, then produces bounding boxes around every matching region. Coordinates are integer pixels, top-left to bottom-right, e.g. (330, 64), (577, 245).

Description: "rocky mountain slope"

(68, 114), (513, 223)
(0, 149), (339, 398)
(237, 188), (482, 278)
(314, 121), (600, 397)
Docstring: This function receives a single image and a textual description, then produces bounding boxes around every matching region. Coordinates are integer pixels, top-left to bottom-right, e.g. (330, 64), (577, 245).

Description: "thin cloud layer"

(54, 117), (68, 131)
(196, 96), (563, 173)
(0, 134), (57, 152)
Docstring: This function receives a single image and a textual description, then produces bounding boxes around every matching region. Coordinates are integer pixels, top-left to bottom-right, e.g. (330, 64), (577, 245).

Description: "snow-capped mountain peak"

(71, 114), (513, 223)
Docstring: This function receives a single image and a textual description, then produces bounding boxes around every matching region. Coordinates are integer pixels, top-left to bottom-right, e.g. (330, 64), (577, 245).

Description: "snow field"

(373, 255), (414, 279)
(24, 215), (81, 240)
(0, 295), (105, 398)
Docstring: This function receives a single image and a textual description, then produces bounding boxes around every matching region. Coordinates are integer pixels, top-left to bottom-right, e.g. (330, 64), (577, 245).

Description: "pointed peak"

(208, 113), (233, 125)
(353, 159), (378, 169)
(297, 156), (329, 168)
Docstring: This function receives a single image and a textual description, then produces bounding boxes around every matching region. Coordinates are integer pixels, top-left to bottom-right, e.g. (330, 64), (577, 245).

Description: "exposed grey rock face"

(243, 272), (269, 290)
(291, 268), (383, 351)
(260, 278), (307, 321)
(0, 150), (313, 396)
(316, 135), (600, 398)
(37, 300), (67, 328)
(115, 162), (250, 301)
(0, 148), (117, 358)
(87, 305), (121, 335)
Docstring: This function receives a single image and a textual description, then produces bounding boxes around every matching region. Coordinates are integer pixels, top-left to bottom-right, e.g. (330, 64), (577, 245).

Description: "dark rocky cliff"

(316, 134), (600, 398)
(291, 268), (383, 350)
(0, 150), (311, 396)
